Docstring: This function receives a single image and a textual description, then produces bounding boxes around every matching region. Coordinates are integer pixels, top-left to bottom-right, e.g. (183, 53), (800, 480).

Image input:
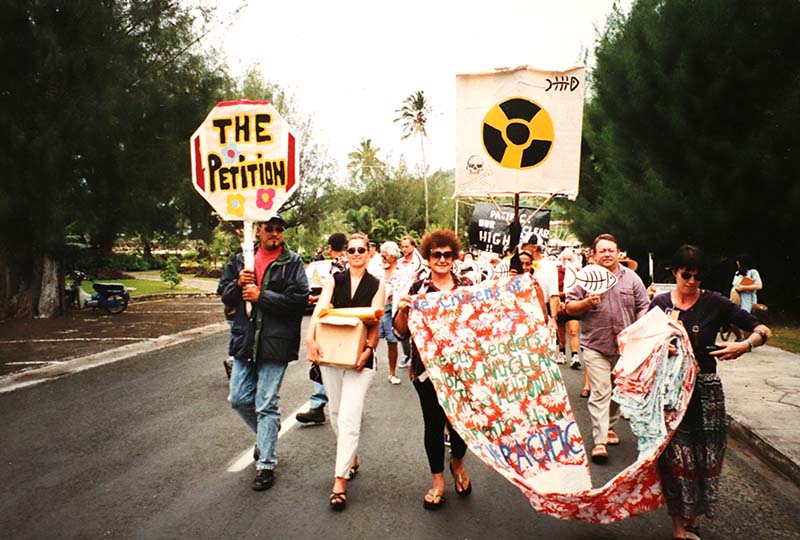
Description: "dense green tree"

(369, 218), (409, 245)
(395, 90), (433, 230)
(0, 1), (228, 318)
(572, 0), (800, 307)
(345, 205), (375, 234)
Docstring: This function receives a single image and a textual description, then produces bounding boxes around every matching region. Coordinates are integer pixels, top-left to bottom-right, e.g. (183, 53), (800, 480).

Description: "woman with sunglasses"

(393, 230), (473, 511)
(649, 245), (772, 540)
(306, 233), (385, 511)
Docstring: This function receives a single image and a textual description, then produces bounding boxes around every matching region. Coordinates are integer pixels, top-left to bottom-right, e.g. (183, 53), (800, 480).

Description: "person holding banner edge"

(394, 229), (474, 511)
(649, 245), (772, 540)
(218, 215), (309, 491)
(565, 233), (649, 464)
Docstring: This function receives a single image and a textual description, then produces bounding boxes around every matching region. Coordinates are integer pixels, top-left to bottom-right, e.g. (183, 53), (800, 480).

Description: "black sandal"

(329, 491), (347, 511)
(348, 463), (359, 480)
(685, 525), (701, 540)
(449, 462), (473, 497)
(422, 488), (445, 510)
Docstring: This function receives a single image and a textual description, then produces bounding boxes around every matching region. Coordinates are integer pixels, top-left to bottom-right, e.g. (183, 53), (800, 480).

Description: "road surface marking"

(226, 401), (310, 473)
(0, 337), (150, 344)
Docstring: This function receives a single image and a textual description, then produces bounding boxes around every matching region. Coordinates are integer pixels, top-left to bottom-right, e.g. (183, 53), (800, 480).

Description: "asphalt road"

(1, 319), (799, 540)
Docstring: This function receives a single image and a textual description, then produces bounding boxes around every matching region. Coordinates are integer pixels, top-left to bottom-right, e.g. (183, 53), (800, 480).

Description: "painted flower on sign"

(256, 188), (276, 211)
(221, 143), (239, 164)
(226, 194), (245, 217)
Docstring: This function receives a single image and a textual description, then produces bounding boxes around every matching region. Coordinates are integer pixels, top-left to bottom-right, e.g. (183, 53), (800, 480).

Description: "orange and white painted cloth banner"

(407, 276), (697, 523)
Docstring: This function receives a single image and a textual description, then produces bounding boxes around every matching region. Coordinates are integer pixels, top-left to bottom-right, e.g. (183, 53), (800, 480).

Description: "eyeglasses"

(347, 247), (367, 254)
(263, 226), (284, 233)
(679, 271), (703, 281)
(430, 251), (455, 261)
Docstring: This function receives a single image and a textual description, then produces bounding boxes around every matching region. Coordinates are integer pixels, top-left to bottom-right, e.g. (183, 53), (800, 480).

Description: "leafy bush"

(63, 246), (163, 276)
(160, 257), (183, 288)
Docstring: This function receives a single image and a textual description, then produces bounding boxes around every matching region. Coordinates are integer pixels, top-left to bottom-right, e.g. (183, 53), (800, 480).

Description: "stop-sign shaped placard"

(190, 100), (299, 221)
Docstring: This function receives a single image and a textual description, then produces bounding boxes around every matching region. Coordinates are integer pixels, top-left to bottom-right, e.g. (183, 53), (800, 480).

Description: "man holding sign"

(565, 233), (649, 464)
(218, 215), (309, 490)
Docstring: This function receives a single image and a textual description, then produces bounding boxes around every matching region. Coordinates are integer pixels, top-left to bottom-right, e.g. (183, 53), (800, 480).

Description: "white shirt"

(533, 257), (559, 300)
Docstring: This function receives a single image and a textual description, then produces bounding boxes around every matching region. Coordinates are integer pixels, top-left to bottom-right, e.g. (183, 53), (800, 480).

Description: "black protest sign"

(468, 203), (550, 254)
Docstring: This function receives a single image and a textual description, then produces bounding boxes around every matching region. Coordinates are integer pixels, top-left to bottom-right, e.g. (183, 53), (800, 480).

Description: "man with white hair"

(378, 241), (404, 384)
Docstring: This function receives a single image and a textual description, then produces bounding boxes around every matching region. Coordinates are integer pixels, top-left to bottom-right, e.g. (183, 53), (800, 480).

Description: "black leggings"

(413, 377), (467, 474)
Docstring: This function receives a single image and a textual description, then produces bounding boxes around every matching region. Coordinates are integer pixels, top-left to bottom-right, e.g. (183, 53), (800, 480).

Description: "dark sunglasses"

(263, 226), (284, 233)
(679, 271), (703, 281)
(347, 247), (367, 254)
(431, 250), (455, 261)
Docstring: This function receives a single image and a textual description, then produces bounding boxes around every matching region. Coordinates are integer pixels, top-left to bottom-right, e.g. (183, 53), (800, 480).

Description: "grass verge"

(81, 279), (208, 297)
(769, 324), (800, 354)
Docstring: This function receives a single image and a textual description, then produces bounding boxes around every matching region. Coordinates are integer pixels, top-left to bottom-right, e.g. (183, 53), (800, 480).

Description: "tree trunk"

(37, 255), (61, 317)
(0, 248), (63, 320)
(420, 135), (429, 231)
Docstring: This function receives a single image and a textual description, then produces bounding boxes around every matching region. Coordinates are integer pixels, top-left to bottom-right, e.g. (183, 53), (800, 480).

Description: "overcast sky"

(208, 0), (629, 176)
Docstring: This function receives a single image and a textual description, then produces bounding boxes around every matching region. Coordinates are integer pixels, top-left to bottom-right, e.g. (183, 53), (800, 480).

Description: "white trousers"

(582, 348), (621, 445)
(320, 365), (376, 478)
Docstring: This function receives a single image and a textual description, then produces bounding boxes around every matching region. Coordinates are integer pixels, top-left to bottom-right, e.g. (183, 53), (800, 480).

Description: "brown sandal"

(591, 444), (608, 464)
(607, 430), (620, 445)
(580, 388), (590, 398)
(329, 491), (347, 511)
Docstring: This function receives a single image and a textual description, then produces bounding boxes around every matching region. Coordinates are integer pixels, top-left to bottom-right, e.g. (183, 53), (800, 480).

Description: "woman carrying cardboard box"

(306, 232), (385, 511)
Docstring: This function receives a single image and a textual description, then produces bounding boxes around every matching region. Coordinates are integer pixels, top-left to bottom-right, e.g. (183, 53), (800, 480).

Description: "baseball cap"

(262, 214), (286, 227)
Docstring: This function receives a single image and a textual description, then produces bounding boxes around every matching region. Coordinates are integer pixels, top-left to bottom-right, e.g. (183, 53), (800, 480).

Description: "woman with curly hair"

(394, 230), (474, 511)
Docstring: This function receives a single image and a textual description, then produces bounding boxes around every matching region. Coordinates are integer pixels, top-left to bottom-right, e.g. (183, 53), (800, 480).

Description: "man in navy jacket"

(218, 215), (309, 490)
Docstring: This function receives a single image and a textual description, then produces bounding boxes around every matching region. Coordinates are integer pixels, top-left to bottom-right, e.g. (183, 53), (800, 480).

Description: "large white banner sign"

(455, 65), (585, 199)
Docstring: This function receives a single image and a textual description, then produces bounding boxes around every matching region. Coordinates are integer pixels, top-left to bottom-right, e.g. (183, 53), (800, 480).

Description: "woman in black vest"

(306, 233), (385, 511)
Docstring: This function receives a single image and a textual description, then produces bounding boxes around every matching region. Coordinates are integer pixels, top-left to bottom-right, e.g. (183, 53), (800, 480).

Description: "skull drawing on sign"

(466, 155), (484, 174)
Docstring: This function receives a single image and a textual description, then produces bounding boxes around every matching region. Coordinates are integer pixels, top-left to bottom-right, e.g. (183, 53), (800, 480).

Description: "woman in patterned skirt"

(649, 245), (772, 540)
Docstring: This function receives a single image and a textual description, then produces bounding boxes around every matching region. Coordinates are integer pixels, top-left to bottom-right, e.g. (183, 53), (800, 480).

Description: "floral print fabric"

(408, 276), (697, 523)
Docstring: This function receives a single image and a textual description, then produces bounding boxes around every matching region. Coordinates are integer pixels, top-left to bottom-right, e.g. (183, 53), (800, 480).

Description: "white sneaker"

(397, 357), (410, 368)
(555, 352), (567, 364)
(388, 375), (401, 385)
(570, 354), (581, 369)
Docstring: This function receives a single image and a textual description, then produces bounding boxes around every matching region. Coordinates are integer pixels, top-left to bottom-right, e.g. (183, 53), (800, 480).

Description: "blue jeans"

(309, 381), (328, 409)
(229, 358), (288, 470)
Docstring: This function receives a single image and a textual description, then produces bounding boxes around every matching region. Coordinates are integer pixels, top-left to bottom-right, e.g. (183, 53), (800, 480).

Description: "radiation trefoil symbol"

(482, 97), (554, 170)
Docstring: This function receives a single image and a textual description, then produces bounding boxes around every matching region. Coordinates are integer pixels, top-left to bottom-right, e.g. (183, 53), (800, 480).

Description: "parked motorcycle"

(65, 270), (134, 315)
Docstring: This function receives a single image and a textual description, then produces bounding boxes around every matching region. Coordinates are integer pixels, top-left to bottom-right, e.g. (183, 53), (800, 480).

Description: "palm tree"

(394, 90), (432, 229)
(346, 138), (384, 187)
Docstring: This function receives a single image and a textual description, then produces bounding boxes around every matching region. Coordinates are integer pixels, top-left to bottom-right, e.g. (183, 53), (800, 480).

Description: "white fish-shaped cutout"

(567, 264), (618, 294)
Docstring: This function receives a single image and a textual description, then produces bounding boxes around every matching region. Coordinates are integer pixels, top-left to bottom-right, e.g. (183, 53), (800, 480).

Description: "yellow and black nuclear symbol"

(482, 97), (554, 169)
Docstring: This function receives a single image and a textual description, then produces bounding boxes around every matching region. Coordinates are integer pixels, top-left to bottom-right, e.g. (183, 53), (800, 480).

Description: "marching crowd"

(217, 216), (771, 540)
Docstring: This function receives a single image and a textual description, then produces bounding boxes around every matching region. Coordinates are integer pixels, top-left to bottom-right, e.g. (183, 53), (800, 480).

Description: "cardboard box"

(316, 316), (367, 368)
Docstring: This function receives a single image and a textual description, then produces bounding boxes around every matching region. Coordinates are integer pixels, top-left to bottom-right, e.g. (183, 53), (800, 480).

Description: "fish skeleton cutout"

(564, 264), (618, 294)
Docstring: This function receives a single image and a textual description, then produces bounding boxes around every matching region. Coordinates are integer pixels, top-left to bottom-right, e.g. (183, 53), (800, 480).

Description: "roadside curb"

(0, 322), (227, 394)
(132, 292), (218, 302)
(727, 413), (800, 486)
